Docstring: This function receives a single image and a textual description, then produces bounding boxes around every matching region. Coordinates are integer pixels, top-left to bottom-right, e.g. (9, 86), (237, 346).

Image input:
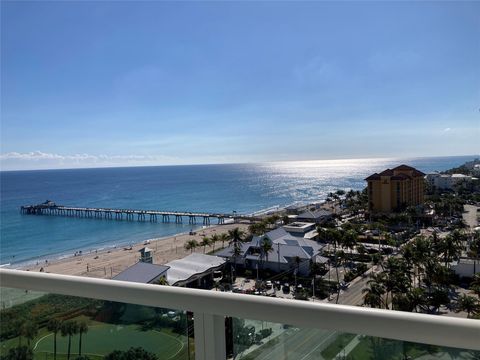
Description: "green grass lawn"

(31, 324), (186, 360)
(321, 333), (356, 360)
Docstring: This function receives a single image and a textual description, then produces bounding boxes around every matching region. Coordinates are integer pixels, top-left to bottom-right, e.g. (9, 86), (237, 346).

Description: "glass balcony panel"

(0, 287), (193, 360)
(232, 318), (480, 360)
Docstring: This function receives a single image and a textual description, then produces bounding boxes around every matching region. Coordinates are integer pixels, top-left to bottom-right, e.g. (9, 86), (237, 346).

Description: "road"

(332, 273), (372, 306)
(463, 204), (479, 230)
(241, 327), (337, 360)
(237, 273), (374, 360)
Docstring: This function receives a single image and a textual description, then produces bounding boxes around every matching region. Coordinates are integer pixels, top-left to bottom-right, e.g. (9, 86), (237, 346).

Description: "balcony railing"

(1, 268), (479, 360)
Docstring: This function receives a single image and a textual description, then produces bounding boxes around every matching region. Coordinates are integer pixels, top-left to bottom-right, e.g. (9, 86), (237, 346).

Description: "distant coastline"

(1, 153), (478, 172)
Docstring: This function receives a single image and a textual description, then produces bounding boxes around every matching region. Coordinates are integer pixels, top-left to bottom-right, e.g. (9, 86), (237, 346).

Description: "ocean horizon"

(0, 155), (476, 267)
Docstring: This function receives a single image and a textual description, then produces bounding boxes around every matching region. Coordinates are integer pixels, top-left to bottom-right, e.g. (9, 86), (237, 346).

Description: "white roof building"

(165, 253), (226, 286)
(425, 173), (476, 190)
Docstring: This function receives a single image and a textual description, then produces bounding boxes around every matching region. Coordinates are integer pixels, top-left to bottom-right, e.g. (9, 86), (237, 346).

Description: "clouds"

(0, 151), (180, 171)
(1, 151), (96, 161)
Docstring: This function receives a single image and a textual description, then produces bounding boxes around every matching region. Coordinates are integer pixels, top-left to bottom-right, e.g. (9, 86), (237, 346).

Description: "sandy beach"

(23, 223), (249, 279)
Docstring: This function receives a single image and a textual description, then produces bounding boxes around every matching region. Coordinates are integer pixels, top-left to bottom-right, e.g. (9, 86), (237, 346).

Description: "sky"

(1, 1), (479, 171)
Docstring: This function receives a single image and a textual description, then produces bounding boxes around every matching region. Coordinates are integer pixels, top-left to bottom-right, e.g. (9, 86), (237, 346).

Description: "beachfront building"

(112, 262), (170, 284)
(283, 221), (319, 240)
(165, 253), (226, 287)
(365, 164), (425, 213)
(216, 227), (327, 276)
(296, 209), (333, 224)
(285, 204), (305, 215)
(425, 173), (477, 191)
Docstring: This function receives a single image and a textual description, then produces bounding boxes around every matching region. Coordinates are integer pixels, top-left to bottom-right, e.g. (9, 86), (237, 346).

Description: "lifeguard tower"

(138, 247), (153, 263)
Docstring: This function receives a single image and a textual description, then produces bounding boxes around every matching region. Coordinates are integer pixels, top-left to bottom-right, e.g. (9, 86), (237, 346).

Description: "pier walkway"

(20, 201), (254, 225)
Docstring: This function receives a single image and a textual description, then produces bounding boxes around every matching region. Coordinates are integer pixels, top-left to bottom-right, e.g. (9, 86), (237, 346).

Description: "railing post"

(194, 312), (226, 360)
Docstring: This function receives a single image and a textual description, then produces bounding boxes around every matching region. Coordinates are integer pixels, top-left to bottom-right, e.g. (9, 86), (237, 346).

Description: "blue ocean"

(0, 156), (475, 266)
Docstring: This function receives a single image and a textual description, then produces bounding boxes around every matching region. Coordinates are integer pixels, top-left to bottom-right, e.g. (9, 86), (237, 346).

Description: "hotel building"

(365, 164), (425, 213)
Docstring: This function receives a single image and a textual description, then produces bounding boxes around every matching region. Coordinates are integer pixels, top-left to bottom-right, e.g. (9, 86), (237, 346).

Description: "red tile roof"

(379, 169), (394, 176)
(393, 164), (415, 171)
(365, 165), (425, 181)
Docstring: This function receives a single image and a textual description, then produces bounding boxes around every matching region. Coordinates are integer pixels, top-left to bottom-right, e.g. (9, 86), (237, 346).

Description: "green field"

(31, 324), (186, 360)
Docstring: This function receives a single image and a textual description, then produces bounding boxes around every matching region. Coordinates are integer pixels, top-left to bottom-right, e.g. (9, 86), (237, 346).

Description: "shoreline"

(6, 227), (202, 269)
(5, 203), (294, 270)
(19, 222), (250, 279)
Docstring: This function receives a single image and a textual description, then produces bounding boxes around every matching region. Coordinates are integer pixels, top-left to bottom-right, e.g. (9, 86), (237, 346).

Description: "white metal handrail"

(1, 269), (479, 359)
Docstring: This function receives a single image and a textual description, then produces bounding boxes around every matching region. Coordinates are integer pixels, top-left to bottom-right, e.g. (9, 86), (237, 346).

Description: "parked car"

(265, 280), (273, 289)
(282, 283), (290, 293)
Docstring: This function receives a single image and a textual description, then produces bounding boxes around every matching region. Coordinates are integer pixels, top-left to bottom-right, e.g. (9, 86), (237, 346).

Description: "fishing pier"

(20, 201), (251, 225)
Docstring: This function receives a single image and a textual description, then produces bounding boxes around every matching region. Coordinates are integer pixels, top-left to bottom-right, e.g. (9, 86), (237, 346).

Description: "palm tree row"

(247, 215), (280, 236)
(10, 317), (89, 360)
(363, 232), (479, 317)
(184, 233), (230, 253)
(316, 226), (361, 303)
(47, 318), (89, 360)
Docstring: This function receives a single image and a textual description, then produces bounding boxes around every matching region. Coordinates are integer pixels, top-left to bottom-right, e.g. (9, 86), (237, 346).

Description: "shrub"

(259, 328), (272, 339)
(105, 347), (158, 360)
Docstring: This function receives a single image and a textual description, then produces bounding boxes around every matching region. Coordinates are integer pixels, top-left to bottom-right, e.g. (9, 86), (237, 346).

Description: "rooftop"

(165, 253), (225, 285)
(365, 164), (425, 181)
(297, 209), (332, 220)
(112, 262), (170, 284)
(216, 227), (325, 264)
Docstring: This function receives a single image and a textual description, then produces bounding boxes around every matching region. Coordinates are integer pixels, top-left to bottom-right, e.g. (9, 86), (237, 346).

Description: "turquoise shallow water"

(0, 156), (475, 266)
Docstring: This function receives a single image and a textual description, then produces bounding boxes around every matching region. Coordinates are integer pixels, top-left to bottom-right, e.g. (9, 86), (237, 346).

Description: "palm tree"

(342, 229), (357, 267)
(219, 233), (229, 249)
(366, 274), (386, 308)
(155, 276), (168, 285)
(326, 228), (343, 304)
(259, 238), (273, 270)
(21, 321), (38, 348)
(231, 241), (243, 284)
(77, 320), (89, 357)
(210, 234), (219, 251)
(13, 319), (25, 346)
(428, 287), (449, 314)
(363, 285), (384, 309)
(439, 234), (462, 268)
(293, 256), (302, 291)
(248, 222), (267, 236)
(456, 294), (479, 318)
(61, 320), (79, 360)
(407, 287), (426, 313)
(200, 237), (211, 253)
(414, 235), (435, 284)
(184, 239), (198, 253)
(47, 319), (62, 360)
(468, 233), (480, 275)
(228, 228), (245, 245)
(471, 273), (480, 297)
